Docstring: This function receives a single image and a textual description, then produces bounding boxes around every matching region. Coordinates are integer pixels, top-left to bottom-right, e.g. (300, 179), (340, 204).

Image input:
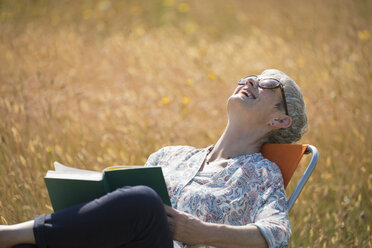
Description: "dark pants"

(14, 186), (173, 248)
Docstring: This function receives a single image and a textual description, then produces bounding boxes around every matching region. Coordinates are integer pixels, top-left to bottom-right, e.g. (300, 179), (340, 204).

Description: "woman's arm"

(165, 206), (268, 248)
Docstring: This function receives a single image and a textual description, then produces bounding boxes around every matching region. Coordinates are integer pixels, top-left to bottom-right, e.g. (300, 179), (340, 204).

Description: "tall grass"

(0, 0), (371, 247)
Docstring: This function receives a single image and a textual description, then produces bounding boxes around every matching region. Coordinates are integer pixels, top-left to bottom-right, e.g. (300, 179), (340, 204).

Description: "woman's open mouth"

(240, 89), (256, 99)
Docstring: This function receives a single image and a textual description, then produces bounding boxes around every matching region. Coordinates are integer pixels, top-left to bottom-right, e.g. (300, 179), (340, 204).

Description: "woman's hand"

(164, 205), (268, 248)
(164, 205), (205, 245)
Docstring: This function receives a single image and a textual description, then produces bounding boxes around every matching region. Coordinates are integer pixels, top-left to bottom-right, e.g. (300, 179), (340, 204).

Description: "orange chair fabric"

(261, 144), (308, 189)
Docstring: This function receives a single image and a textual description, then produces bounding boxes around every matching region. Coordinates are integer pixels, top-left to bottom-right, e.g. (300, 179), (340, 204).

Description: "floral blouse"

(145, 145), (291, 248)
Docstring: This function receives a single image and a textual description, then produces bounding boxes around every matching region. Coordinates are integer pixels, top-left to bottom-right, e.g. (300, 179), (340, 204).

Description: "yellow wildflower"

(46, 146), (52, 153)
(358, 30), (370, 42)
(182, 97), (190, 104)
(208, 72), (217, 80)
(161, 97), (170, 104)
(185, 79), (193, 85)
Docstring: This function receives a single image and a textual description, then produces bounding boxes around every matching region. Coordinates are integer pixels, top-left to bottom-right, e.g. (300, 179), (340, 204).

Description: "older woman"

(150, 68), (307, 248)
(0, 69), (307, 248)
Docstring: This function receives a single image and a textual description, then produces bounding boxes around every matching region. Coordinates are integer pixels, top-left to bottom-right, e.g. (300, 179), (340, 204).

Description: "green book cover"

(45, 162), (171, 212)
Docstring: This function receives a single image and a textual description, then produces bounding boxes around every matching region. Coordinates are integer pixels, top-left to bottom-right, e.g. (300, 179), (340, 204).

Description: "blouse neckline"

(205, 144), (264, 163)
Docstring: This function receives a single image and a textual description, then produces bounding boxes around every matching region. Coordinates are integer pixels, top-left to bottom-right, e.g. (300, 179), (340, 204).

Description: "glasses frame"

(238, 76), (289, 116)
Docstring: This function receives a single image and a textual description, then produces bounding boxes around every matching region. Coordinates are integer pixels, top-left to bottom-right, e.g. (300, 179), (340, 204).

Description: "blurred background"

(0, 0), (371, 247)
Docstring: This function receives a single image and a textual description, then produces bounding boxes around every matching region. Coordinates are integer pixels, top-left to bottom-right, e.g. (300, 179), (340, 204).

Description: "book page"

(54, 162), (102, 175)
(46, 170), (103, 181)
(45, 162), (103, 181)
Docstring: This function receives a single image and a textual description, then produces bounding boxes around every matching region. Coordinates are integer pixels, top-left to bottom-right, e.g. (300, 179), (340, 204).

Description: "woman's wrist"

(196, 222), (222, 246)
(194, 222), (268, 248)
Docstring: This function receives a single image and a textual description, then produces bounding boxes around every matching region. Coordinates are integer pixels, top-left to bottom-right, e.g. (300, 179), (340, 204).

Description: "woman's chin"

(227, 96), (254, 118)
(228, 95), (251, 109)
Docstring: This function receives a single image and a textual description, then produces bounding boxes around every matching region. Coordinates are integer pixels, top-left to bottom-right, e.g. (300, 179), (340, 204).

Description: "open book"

(45, 162), (171, 212)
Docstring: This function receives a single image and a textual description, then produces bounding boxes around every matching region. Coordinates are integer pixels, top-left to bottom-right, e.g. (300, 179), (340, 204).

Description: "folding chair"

(261, 144), (319, 211)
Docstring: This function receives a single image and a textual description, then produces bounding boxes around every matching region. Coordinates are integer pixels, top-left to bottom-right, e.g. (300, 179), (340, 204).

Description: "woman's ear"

(268, 116), (292, 129)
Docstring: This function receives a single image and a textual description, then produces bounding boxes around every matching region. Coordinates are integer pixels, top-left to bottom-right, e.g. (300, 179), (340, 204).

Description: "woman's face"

(228, 74), (284, 126)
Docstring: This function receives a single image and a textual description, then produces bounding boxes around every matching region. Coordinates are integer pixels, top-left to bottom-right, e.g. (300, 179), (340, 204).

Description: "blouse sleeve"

(144, 147), (167, 167)
(252, 186), (291, 248)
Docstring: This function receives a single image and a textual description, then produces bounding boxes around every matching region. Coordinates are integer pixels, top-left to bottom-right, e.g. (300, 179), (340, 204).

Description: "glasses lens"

(260, 79), (289, 115)
(238, 76), (257, 85)
(259, 79), (280, 89)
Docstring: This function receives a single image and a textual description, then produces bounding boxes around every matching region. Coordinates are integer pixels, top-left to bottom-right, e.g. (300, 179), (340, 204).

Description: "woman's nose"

(246, 78), (258, 88)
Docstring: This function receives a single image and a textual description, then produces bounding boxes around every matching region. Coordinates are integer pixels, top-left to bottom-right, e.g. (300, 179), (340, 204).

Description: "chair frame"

(287, 145), (319, 211)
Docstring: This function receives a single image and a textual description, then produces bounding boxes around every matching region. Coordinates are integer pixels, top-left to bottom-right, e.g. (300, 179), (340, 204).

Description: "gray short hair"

(261, 69), (308, 144)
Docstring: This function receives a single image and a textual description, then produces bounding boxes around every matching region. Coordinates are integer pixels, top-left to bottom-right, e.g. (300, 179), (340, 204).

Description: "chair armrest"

(288, 145), (319, 211)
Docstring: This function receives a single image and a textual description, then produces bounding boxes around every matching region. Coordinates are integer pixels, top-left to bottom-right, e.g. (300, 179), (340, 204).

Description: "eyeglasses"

(237, 75), (289, 115)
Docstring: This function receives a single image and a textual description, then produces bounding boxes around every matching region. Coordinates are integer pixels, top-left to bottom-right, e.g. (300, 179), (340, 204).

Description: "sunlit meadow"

(0, 0), (371, 247)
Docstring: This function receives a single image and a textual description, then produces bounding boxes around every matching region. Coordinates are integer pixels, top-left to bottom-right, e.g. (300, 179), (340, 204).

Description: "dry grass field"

(0, 0), (371, 247)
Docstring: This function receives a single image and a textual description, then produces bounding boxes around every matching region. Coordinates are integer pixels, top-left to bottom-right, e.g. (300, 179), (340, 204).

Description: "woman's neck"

(207, 121), (267, 163)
